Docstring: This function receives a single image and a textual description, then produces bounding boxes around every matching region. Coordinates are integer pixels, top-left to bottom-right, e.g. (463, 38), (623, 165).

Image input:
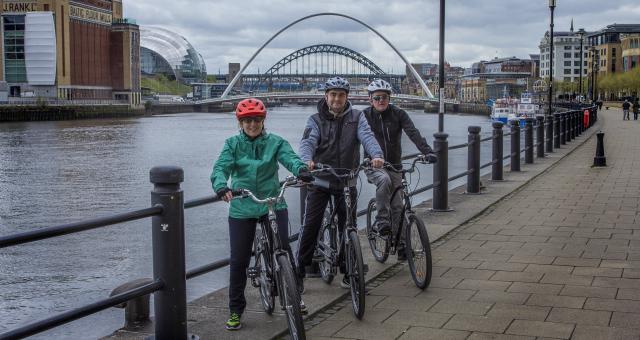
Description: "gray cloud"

(124, 0), (640, 74)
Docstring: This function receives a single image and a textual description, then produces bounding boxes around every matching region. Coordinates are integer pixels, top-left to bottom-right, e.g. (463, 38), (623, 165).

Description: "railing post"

(467, 126), (481, 194)
(554, 113), (561, 148)
(576, 110), (582, 136)
(524, 118), (534, 164)
(510, 121), (521, 172)
(432, 132), (450, 211)
(560, 112), (567, 145)
(546, 111), (554, 153)
(536, 115), (545, 158)
(571, 111), (576, 140)
(492, 122), (504, 181)
(150, 166), (189, 340)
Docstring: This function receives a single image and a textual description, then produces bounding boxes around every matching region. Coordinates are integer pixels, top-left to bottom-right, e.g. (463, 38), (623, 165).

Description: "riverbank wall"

(423, 101), (490, 116)
(0, 105), (146, 122)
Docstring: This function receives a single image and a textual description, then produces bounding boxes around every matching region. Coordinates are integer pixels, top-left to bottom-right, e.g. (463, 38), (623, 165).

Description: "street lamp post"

(577, 28), (586, 102)
(547, 0), (555, 116)
(438, 0), (445, 132)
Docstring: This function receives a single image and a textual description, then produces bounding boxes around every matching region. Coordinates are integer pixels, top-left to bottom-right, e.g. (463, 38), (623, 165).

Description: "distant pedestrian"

(597, 100), (603, 110)
(633, 98), (639, 120)
(622, 99), (631, 120)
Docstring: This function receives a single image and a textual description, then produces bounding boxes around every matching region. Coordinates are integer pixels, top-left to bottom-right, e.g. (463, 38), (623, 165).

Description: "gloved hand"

(297, 168), (314, 183)
(216, 187), (231, 200)
(424, 153), (438, 163)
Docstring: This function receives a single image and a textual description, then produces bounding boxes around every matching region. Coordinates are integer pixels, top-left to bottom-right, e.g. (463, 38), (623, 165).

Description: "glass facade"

(139, 26), (206, 84)
(3, 15), (27, 83)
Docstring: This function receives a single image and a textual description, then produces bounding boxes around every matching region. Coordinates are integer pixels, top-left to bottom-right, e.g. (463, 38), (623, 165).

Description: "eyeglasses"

(372, 95), (390, 102)
(240, 116), (265, 123)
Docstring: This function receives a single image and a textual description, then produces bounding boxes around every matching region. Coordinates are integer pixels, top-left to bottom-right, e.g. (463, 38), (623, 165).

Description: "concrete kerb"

(105, 113), (604, 340)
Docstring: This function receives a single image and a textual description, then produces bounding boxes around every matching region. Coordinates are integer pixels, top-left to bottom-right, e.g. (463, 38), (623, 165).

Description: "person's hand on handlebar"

(371, 157), (384, 168)
(305, 160), (315, 170)
(216, 187), (233, 203)
(297, 167), (314, 183)
(423, 153), (438, 163)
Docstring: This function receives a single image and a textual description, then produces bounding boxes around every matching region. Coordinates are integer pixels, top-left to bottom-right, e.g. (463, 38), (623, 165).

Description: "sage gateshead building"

(140, 26), (206, 84)
(0, 0), (141, 104)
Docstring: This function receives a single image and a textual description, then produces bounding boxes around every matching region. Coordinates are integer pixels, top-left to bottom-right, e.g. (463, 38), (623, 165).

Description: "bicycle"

(365, 155), (434, 289)
(311, 161), (369, 319)
(233, 176), (305, 340)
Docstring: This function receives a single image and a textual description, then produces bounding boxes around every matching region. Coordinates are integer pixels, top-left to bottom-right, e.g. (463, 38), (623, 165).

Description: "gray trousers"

(365, 168), (403, 237)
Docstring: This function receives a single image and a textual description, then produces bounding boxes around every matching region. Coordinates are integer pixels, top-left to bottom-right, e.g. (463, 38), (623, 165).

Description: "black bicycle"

(366, 155), (434, 289)
(234, 176), (305, 340)
(312, 161), (368, 319)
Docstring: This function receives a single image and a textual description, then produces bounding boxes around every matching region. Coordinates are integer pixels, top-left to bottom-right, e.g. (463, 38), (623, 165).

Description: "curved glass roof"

(140, 26), (207, 83)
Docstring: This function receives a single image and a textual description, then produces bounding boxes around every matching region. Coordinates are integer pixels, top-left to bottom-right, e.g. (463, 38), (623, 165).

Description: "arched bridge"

(241, 44), (403, 94)
(194, 92), (456, 106)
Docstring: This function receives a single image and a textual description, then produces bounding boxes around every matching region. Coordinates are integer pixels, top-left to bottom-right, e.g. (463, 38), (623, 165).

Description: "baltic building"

(0, 0), (140, 104)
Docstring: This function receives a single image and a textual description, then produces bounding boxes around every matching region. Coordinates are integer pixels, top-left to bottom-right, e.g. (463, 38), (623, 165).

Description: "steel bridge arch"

(222, 12), (434, 98)
(265, 44), (385, 76)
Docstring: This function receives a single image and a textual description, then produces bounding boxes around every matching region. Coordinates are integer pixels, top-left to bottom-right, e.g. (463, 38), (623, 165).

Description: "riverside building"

(538, 24), (589, 83)
(0, 0), (140, 104)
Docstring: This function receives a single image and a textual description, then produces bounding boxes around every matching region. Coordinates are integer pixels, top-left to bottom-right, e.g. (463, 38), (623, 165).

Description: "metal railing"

(0, 105), (598, 340)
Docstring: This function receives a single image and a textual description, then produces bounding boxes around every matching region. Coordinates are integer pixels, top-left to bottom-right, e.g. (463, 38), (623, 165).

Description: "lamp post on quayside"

(547, 0), (556, 116)
(577, 28), (586, 102)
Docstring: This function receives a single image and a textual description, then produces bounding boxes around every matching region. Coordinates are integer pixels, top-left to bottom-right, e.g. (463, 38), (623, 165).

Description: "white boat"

(490, 97), (518, 125)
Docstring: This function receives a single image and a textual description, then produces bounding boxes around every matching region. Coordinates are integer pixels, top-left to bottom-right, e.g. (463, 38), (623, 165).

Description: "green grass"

(141, 75), (191, 96)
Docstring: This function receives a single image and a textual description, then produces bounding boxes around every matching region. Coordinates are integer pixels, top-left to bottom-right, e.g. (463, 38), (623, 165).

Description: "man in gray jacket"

(296, 76), (384, 290)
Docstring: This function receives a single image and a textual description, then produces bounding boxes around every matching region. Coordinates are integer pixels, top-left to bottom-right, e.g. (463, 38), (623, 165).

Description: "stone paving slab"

(108, 108), (640, 340)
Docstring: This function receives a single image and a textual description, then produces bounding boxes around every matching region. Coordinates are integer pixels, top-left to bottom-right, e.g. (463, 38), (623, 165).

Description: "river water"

(0, 104), (497, 338)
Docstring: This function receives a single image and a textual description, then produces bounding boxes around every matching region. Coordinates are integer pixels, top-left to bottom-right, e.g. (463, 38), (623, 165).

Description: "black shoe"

(375, 223), (392, 236)
(297, 277), (305, 295)
(340, 275), (350, 289)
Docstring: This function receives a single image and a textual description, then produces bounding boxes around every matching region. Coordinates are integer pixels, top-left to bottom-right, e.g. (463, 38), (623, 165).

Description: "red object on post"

(583, 109), (590, 128)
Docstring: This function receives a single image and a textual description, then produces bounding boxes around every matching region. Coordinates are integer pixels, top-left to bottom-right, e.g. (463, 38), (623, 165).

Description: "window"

(3, 15), (27, 83)
(574, 69), (580, 74)
(564, 46), (572, 50)
(564, 52), (571, 58)
(564, 77), (571, 81)
(574, 61), (581, 66)
(612, 48), (616, 57)
(564, 61), (571, 66)
(564, 69), (571, 74)
(574, 53), (580, 58)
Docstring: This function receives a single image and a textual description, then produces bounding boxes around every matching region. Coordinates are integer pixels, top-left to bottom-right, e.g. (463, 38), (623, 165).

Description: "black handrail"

(0, 206), (163, 248)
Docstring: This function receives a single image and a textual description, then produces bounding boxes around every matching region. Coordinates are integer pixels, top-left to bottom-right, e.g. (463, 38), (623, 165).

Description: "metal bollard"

(467, 126), (481, 194)
(524, 118), (534, 164)
(593, 131), (607, 167)
(571, 111), (577, 140)
(492, 122), (504, 181)
(110, 278), (153, 330)
(546, 113), (554, 153)
(432, 132), (450, 211)
(577, 110), (583, 136)
(510, 121), (521, 172)
(560, 112), (567, 145)
(554, 113), (561, 148)
(567, 112), (573, 141)
(150, 166), (190, 340)
(536, 115), (545, 158)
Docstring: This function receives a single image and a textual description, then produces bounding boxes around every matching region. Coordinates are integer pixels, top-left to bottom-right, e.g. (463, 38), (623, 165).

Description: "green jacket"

(211, 131), (306, 219)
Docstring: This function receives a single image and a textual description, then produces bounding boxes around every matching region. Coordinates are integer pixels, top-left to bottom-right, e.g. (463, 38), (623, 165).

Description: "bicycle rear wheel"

(276, 254), (306, 340)
(404, 214), (433, 289)
(255, 228), (275, 314)
(365, 198), (389, 263)
(346, 230), (366, 319)
(317, 208), (336, 284)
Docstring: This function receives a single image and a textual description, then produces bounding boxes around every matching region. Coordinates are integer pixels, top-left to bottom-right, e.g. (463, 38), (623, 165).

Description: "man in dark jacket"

(297, 76), (384, 290)
(363, 79), (436, 260)
(623, 99), (631, 120)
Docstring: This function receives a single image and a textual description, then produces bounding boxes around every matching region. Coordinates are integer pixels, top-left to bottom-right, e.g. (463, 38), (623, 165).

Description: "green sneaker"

(225, 312), (242, 330)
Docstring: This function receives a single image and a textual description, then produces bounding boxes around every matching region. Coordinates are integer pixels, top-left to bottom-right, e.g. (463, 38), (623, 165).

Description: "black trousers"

(295, 185), (357, 278)
(228, 209), (293, 315)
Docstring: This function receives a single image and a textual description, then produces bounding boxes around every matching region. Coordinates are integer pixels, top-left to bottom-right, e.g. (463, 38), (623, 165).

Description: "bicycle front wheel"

(347, 230), (366, 319)
(317, 209), (336, 284)
(255, 229), (275, 314)
(276, 254), (306, 340)
(365, 198), (389, 263)
(405, 214), (433, 289)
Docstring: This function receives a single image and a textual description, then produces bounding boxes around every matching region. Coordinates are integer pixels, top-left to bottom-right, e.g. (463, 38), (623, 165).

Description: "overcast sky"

(123, 0), (640, 75)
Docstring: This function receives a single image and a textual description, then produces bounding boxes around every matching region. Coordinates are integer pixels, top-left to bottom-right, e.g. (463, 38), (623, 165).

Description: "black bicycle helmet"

(325, 76), (350, 93)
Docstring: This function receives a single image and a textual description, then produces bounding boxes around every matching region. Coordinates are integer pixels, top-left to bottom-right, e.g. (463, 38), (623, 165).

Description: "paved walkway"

(304, 108), (640, 340)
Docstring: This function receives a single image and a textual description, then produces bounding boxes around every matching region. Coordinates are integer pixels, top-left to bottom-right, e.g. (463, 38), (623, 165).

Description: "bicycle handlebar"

(383, 155), (435, 174)
(231, 176), (303, 204)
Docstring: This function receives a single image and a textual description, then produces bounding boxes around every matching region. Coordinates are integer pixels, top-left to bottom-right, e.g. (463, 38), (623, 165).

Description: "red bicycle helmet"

(236, 98), (266, 119)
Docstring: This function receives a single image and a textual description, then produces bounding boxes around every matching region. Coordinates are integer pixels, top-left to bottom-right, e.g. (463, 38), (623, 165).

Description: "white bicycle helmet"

(367, 79), (393, 94)
(325, 76), (350, 93)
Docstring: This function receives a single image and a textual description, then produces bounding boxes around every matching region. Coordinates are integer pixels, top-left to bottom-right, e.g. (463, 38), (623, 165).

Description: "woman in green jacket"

(211, 98), (312, 330)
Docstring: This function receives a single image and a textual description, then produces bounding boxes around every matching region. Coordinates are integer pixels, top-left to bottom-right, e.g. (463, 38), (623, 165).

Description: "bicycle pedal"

(250, 278), (260, 288)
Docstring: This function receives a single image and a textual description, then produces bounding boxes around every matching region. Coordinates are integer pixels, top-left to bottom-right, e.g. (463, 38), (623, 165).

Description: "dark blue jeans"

(228, 209), (293, 315)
